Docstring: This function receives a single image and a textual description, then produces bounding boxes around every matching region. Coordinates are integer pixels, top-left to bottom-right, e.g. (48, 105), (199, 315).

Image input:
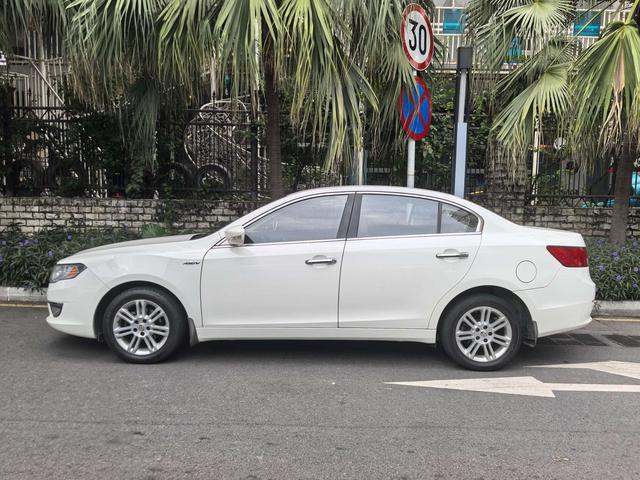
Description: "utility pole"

(452, 46), (473, 198)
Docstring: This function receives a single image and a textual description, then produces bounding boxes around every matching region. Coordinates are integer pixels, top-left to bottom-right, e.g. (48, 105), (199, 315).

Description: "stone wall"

(0, 197), (260, 233)
(474, 196), (640, 238)
(0, 195), (637, 238)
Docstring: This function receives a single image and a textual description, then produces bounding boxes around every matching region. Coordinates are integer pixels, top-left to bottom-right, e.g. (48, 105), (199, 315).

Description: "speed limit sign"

(401, 4), (434, 71)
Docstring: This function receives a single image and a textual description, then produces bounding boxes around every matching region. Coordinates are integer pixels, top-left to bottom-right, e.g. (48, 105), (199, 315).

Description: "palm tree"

(4, 1), (428, 199)
(572, 2), (640, 244)
(158, 0), (418, 199)
(467, 0), (640, 244)
(64, 0), (169, 195)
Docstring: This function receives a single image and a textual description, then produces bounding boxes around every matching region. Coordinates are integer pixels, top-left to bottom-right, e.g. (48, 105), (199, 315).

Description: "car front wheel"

(102, 287), (187, 363)
(440, 294), (522, 371)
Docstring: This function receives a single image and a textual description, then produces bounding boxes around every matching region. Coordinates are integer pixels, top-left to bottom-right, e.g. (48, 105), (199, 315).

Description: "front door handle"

(305, 256), (337, 265)
(436, 251), (469, 259)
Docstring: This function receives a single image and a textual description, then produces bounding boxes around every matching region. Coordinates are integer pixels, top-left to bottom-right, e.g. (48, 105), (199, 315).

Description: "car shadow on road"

(187, 339), (453, 368)
(186, 340), (601, 371)
(44, 333), (113, 362)
(42, 333), (601, 370)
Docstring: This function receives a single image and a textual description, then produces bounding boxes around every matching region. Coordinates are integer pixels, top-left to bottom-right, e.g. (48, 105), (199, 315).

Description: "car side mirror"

(225, 226), (245, 246)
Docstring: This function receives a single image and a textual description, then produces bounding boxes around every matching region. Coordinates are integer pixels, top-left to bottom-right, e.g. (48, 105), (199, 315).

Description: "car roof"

(285, 185), (474, 208)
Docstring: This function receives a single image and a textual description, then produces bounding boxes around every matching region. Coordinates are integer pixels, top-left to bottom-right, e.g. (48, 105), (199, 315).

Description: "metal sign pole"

(407, 70), (417, 188)
(453, 46), (473, 198)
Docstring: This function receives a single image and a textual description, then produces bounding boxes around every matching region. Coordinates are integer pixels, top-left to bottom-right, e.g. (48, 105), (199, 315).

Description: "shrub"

(0, 224), (140, 290)
(587, 238), (640, 301)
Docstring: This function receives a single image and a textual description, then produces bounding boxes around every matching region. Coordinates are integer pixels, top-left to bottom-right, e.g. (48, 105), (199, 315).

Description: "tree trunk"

(609, 142), (634, 245)
(263, 55), (284, 200)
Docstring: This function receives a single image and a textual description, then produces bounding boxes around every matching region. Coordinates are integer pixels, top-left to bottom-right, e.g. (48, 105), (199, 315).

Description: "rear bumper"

(516, 267), (595, 338)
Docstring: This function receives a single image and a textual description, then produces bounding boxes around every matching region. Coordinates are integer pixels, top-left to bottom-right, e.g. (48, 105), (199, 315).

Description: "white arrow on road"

(386, 376), (640, 398)
(386, 361), (640, 398)
(533, 360), (640, 381)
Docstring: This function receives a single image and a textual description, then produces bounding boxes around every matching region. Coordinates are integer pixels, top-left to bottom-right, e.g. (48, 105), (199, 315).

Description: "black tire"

(102, 287), (188, 364)
(160, 161), (196, 190)
(195, 163), (232, 191)
(9, 159), (45, 196)
(440, 294), (523, 371)
(47, 161), (87, 195)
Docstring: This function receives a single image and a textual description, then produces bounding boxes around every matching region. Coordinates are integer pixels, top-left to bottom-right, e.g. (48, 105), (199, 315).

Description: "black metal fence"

(524, 148), (640, 207)
(16, 104), (635, 208)
(0, 105), (268, 198)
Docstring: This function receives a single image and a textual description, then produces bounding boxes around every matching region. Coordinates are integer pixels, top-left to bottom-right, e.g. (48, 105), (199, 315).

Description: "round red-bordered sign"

(400, 4), (434, 71)
(397, 76), (432, 141)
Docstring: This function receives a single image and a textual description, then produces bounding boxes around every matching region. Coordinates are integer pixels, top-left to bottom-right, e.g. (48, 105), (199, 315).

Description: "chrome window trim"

(345, 231), (481, 243)
(213, 238), (347, 249)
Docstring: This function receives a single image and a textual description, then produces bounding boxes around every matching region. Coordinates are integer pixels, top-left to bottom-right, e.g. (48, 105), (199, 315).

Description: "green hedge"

(0, 225), (638, 301)
(0, 224), (140, 289)
(586, 238), (640, 301)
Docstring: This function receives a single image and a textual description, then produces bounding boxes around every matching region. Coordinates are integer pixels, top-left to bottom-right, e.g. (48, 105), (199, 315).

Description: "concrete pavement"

(1, 306), (640, 479)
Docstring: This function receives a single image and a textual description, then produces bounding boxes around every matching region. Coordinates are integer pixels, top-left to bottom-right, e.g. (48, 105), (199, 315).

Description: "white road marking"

(386, 376), (640, 398)
(533, 361), (640, 381)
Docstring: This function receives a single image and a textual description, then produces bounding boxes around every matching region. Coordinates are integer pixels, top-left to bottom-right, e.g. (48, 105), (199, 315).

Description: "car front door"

(338, 193), (481, 329)
(200, 193), (353, 328)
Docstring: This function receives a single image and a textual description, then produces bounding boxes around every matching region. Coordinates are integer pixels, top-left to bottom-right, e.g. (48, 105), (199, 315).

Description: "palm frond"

(158, 0), (218, 97)
(573, 19), (640, 152)
(0, 0), (66, 54)
(491, 63), (571, 171)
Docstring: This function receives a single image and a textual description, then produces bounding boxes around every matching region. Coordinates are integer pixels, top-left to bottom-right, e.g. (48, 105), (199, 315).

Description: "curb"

(0, 287), (639, 319)
(594, 301), (640, 319)
(0, 287), (47, 304)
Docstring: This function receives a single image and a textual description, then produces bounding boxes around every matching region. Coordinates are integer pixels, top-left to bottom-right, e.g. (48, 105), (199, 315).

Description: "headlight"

(49, 263), (87, 283)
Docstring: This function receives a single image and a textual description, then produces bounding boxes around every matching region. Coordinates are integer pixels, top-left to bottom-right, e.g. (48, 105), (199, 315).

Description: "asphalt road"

(1, 306), (640, 480)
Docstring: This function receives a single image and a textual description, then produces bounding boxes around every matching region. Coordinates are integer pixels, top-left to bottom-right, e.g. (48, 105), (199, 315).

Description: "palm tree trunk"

(610, 141), (634, 245)
(264, 52), (284, 200)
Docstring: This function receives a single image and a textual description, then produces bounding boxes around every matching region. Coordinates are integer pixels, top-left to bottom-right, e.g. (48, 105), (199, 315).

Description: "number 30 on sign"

(401, 4), (434, 71)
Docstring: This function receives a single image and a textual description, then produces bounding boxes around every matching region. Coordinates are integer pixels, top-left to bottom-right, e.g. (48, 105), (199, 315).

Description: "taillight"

(546, 246), (589, 267)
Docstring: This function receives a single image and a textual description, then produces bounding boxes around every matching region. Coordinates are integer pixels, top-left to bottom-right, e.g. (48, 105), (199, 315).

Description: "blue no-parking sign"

(397, 76), (432, 141)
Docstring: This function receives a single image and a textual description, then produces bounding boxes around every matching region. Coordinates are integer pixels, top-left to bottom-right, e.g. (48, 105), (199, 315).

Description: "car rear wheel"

(440, 294), (522, 371)
(102, 287), (187, 363)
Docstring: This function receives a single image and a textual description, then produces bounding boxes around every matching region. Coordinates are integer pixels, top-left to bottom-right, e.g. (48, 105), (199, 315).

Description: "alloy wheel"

(112, 299), (170, 356)
(454, 306), (512, 363)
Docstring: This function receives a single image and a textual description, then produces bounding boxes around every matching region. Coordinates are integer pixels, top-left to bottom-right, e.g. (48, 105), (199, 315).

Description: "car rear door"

(200, 193), (354, 328)
(338, 193), (481, 329)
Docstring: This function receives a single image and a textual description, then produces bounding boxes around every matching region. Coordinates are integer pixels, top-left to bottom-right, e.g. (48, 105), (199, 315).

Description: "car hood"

(73, 234), (197, 257)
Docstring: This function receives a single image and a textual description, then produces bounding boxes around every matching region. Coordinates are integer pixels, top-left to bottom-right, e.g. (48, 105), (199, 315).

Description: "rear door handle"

(305, 256), (337, 265)
(436, 251), (469, 259)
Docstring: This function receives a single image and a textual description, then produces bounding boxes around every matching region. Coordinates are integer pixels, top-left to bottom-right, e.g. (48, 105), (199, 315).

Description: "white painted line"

(535, 361), (640, 381)
(386, 376), (640, 398)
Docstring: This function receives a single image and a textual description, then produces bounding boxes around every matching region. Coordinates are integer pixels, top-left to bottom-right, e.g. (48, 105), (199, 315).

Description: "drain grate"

(604, 335), (640, 347)
(569, 333), (608, 346)
(540, 333), (640, 347)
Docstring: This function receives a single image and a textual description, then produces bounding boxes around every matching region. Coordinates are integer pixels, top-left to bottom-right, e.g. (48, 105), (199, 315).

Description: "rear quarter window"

(440, 203), (479, 233)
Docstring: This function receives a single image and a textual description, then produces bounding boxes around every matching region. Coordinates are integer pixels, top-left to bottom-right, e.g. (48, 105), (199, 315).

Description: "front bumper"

(46, 269), (107, 339)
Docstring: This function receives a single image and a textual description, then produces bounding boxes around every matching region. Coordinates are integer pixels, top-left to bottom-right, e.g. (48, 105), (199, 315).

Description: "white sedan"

(46, 186), (595, 370)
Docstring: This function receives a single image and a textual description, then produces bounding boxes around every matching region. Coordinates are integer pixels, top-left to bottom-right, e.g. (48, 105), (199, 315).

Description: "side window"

(245, 195), (348, 244)
(440, 203), (479, 233)
(357, 194), (439, 237)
